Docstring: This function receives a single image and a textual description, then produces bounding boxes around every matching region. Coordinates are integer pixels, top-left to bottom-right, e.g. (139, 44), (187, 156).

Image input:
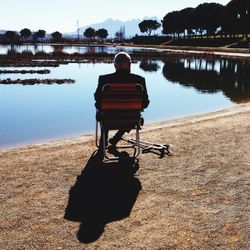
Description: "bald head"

(114, 52), (131, 72)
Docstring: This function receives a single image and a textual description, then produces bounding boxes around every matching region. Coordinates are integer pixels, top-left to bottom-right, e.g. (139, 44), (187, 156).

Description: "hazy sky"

(1, 0), (230, 33)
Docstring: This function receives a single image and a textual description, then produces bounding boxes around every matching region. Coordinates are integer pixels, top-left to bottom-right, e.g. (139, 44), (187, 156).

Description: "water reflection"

(1, 45), (250, 148)
(53, 45), (64, 53)
(162, 58), (250, 103)
(0, 44), (167, 56)
(139, 60), (160, 72)
(0, 44), (126, 55)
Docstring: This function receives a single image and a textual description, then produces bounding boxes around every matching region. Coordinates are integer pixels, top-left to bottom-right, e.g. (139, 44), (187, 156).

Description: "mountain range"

(66, 17), (161, 38)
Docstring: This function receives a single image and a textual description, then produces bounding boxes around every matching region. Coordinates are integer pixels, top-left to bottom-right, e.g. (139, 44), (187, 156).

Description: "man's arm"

(94, 76), (103, 110)
(141, 78), (150, 109)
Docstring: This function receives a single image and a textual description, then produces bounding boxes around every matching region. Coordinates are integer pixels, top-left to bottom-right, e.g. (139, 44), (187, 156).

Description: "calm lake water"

(0, 45), (249, 148)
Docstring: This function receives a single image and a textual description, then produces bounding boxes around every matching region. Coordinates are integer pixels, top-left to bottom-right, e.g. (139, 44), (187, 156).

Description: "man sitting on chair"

(94, 52), (150, 150)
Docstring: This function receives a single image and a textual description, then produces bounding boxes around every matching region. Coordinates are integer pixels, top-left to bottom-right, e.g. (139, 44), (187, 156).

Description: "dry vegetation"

(0, 104), (249, 249)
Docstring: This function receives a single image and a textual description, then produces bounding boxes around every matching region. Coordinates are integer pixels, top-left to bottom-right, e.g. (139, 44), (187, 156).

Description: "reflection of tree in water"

(53, 45), (64, 53)
(162, 58), (250, 103)
(87, 46), (96, 54)
(219, 60), (250, 103)
(139, 60), (160, 72)
(7, 49), (17, 55)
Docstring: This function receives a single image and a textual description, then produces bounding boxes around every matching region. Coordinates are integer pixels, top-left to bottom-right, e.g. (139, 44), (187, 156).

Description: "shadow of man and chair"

(64, 150), (142, 243)
(64, 52), (150, 243)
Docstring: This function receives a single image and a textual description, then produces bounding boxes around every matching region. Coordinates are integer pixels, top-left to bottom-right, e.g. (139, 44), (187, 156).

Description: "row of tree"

(2, 29), (62, 42)
(1, 0), (249, 43)
(1, 27), (111, 43)
(83, 27), (108, 41)
(162, 0), (250, 38)
(1, 26), (128, 44)
(81, 0), (250, 39)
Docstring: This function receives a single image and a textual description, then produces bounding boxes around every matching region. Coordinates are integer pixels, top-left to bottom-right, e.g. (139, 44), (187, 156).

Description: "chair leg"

(95, 121), (99, 148)
(96, 121), (108, 155)
(96, 122), (141, 160)
(133, 125), (141, 158)
(101, 125), (108, 158)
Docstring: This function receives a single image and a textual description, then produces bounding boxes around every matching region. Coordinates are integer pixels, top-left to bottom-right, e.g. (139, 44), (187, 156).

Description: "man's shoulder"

(129, 73), (145, 81)
(128, 73), (145, 84)
(98, 71), (145, 84)
(99, 73), (115, 81)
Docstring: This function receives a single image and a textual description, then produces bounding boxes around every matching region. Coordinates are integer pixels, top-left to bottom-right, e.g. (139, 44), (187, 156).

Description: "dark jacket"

(94, 69), (150, 110)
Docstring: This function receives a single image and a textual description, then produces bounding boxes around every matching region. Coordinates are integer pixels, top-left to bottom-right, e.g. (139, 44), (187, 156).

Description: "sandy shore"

(0, 103), (250, 249)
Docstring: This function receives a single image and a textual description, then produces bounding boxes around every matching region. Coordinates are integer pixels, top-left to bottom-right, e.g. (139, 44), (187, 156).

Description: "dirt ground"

(0, 104), (249, 250)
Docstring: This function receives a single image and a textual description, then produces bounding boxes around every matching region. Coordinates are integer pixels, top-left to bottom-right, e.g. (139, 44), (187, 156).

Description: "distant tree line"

(0, 27), (110, 44)
(83, 27), (109, 42)
(138, 20), (161, 36)
(0, 0), (249, 44)
(1, 28), (62, 43)
(162, 0), (250, 38)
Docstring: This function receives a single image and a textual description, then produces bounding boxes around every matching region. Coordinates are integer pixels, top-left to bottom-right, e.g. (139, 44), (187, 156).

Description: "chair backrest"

(100, 83), (144, 130)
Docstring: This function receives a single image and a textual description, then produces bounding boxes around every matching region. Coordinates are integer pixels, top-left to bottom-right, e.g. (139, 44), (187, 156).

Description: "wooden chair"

(96, 83), (144, 160)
